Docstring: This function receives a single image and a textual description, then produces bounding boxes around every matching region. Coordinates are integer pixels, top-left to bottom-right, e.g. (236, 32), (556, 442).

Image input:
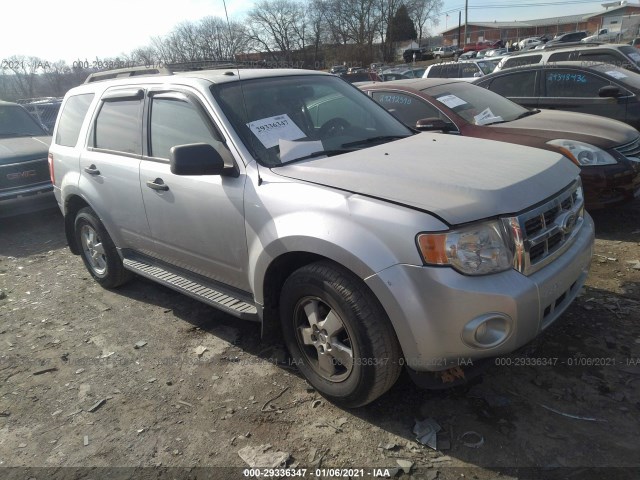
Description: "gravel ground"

(1, 198), (639, 480)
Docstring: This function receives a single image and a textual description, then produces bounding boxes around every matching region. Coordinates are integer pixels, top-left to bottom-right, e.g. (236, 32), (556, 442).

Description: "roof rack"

(84, 66), (173, 84)
(83, 60), (279, 84)
(16, 96), (63, 104)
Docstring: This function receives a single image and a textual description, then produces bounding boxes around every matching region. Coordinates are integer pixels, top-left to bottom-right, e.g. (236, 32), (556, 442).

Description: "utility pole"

(464, 0), (468, 48)
(458, 11), (461, 47)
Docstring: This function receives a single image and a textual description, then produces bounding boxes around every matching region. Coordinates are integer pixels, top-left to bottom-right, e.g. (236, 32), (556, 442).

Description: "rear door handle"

(146, 178), (169, 191)
(84, 165), (100, 175)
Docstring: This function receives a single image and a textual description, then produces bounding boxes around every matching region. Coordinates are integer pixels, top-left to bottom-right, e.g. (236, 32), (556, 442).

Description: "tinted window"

(503, 55), (542, 69)
(490, 71), (536, 97)
(548, 52), (572, 62)
(544, 69), (610, 97)
(55, 94), (94, 146)
(459, 63), (481, 78)
(427, 64), (459, 78)
(150, 97), (223, 159)
(94, 99), (142, 154)
(579, 52), (624, 68)
(371, 92), (446, 127)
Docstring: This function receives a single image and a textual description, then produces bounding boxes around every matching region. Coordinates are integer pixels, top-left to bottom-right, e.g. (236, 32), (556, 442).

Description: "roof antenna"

(222, 0), (262, 186)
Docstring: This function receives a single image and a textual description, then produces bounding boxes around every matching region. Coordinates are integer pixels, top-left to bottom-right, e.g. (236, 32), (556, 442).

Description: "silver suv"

(49, 67), (594, 406)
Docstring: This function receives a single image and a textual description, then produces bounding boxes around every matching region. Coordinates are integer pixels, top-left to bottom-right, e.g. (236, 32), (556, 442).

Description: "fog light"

(462, 313), (512, 349)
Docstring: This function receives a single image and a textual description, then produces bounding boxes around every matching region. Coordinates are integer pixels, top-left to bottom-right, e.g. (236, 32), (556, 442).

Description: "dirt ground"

(1, 198), (639, 480)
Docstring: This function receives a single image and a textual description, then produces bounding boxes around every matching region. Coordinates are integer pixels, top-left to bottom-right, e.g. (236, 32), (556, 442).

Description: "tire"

(280, 261), (402, 407)
(74, 207), (132, 288)
(435, 55), (441, 60)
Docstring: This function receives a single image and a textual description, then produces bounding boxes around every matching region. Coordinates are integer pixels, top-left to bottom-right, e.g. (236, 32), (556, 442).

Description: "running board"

(122, 256), (258, 321)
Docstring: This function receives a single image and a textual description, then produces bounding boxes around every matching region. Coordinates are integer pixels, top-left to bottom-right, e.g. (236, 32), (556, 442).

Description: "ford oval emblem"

(561, 212), (577, 234)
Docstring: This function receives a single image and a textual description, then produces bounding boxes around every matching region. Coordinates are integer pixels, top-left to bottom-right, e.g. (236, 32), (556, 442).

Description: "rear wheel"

(280, 261), (402, 407)
(74, 207), (132, 288)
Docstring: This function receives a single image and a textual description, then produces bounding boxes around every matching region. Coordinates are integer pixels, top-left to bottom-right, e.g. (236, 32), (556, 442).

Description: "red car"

(360, 78), (640, 209)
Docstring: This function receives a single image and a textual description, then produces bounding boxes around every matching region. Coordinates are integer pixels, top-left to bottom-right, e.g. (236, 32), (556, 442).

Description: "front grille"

(0, 158), (50, 191)
(615, 136), (640, 159)
(502, 179), (584, 276)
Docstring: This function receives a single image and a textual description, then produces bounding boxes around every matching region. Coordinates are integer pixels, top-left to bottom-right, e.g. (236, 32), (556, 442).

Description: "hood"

(272, 133), (579, 225)
(0, 136), (51, 166)
(490, 110), (637, 149)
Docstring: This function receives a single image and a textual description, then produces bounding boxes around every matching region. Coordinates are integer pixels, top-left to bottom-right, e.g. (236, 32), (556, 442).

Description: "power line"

(441, 0), (615, 16)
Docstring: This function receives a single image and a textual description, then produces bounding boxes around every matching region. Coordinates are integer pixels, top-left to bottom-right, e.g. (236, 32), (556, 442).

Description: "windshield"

(423, 82), (530, 125)
(0, 104), (48, 136)
(211, 74), (411, 166)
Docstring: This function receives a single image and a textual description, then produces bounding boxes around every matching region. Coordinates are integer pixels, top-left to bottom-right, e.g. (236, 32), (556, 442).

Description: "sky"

(0, 0), (630, 64)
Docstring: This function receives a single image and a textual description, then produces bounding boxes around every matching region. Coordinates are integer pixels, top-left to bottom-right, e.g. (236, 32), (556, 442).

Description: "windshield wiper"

(341, 135), (409, 148)
(515, 109), (540, 120)
(277, 148), (355, 165)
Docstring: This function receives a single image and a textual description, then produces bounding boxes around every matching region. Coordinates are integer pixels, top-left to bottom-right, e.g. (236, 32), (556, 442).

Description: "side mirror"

(170, 143), (229, 176)
(416, 118), (452, 132)
(598, 85), (622, 98)
(473, 72), (483, 77)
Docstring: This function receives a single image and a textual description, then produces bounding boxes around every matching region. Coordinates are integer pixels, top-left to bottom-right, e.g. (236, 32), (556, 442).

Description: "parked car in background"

(360, 78), (640, 209)
(475, 61), (640, 130)
(0, 100), (54, 216)
(423, 60), (495, 80)
(583, 27), (625, 43)
(540, 31), (588, 48)
(329, 65), (347, 74)
(341, 71), (382, 83)
(431, 46), (457, 59)
(518, 37), (543, 50)
(50, 66), (594, 406)
(402, 47), (433, 62)
(495, 44), (640, 74)
(18, 97), (63, 134)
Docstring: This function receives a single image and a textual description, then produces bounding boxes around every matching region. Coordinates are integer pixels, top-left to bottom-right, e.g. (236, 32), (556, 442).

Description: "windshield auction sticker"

(473, 107), (503, 125)
(247, 114), (306, 149)
(436, 94), (467, 109)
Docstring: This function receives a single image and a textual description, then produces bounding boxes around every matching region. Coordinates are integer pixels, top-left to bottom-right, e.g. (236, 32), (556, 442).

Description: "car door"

(481, 70), (539, 109)
(538, 68), (629, 122)
(79, 88), (154, 251)
(138, 88), (250, 292)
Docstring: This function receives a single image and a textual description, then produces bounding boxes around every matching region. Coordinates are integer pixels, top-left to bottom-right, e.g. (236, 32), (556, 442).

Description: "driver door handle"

(146, 178), (169, 191)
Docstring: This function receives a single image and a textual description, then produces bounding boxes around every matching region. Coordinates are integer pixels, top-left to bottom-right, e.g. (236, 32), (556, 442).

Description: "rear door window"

(93, 98), (143, 154)
(489, 71), (537, 97)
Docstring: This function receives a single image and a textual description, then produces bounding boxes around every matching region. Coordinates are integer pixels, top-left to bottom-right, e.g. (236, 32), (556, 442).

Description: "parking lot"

(0, 199), (639, 479)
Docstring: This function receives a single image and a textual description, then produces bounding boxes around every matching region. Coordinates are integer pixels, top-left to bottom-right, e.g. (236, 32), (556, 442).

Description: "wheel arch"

(63, 194), (92, 255)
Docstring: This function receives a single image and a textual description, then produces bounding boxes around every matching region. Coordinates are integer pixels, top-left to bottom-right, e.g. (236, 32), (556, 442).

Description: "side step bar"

(122, 255), (259, 321)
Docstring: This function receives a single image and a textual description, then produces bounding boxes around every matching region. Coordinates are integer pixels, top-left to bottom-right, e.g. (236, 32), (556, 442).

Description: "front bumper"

(366, 213), (594, 372)
(0, 183), (56, 217)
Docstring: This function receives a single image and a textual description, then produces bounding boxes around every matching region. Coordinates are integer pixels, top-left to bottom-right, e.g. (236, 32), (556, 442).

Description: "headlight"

(417, 221), (513, 275)
(547, 139), (617, 166)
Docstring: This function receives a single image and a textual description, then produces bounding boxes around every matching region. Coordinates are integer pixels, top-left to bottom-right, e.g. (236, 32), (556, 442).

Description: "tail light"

(48, 153), (55, 184)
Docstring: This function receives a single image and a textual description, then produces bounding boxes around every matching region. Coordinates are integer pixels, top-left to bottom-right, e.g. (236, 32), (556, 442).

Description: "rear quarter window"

(503, 55), (542, 69)
(55, 94), (94, 147)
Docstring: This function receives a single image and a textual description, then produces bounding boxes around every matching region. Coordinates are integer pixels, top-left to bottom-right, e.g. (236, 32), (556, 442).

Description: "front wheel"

(74, 207), (132, 288)
(280, 261), (402, 407)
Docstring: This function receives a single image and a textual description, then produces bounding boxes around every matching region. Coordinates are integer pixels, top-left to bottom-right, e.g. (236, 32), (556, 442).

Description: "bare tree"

(406, 0), (443, 43)
(1, 55), (48, 99)
(247, 0), (306, 61)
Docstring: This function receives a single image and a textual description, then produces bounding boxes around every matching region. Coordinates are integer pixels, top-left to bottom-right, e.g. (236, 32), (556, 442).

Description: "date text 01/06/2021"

(243, 468), (396, 478)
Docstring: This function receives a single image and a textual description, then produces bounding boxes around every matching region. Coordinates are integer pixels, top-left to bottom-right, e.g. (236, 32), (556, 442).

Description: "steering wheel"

(319, 118), (351, 138)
